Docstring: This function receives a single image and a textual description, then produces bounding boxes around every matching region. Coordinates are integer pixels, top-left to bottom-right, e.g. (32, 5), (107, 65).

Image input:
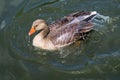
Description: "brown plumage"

(28, 11), (97, 50)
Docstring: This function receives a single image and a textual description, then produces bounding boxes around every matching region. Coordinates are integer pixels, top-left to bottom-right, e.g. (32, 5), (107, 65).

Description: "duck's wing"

(47, 21), (94, 48)
(49, 11), (97, 30)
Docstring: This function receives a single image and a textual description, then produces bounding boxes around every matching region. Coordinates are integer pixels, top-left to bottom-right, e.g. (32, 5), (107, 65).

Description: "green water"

(0, 0), (120, 80)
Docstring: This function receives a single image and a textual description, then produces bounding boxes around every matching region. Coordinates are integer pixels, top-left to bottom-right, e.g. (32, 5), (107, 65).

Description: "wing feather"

(47, 11), (96, 47)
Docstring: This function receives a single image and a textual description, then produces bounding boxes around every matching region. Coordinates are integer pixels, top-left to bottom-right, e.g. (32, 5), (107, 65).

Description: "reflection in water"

(1, 0), (120, 79)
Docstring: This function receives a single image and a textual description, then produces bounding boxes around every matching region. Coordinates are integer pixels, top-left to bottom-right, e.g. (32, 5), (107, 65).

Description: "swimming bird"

(28, 11), (97, 50)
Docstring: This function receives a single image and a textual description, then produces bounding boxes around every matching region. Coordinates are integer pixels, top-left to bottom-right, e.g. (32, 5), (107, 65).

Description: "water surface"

(0, 0), (120, 80)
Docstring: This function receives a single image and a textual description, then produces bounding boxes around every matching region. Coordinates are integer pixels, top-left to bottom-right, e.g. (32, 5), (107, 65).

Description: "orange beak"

(28, 27), (36, 36)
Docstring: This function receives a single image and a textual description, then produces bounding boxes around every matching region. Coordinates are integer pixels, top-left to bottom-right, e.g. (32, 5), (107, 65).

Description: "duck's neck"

(37, 26), (50, 39)
(33, 26), (51, 49)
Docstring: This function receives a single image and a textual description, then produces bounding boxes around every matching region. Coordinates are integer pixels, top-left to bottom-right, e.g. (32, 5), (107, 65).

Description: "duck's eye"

(34, 25), (38, 29)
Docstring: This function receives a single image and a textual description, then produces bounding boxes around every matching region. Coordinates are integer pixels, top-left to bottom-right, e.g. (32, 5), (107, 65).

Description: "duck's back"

(49, 11), (96, 29)
(47, 11), (97, 48)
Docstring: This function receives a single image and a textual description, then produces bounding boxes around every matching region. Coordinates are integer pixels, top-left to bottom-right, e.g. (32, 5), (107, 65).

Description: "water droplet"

(27, 36), (31, 47)
(0, 20), (6, 30)
(39, 8), (42, 11)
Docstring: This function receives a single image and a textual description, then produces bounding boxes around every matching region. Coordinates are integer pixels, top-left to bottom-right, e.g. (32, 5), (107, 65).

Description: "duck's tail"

(73, 11), (97, 39)
(76, 11), (97, 21)
(69, 11), (97, 24)
(83, 11), (97, 21)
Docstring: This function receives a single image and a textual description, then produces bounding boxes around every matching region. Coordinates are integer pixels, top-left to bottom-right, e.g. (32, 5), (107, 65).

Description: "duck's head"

(28, 19), (47, 36)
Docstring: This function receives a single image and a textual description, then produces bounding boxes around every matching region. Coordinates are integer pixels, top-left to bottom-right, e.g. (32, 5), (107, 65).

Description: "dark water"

(0, 0), (120, 80)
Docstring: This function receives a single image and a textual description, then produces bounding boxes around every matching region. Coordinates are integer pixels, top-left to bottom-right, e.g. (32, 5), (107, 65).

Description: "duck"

(28, 11), (97, 51)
